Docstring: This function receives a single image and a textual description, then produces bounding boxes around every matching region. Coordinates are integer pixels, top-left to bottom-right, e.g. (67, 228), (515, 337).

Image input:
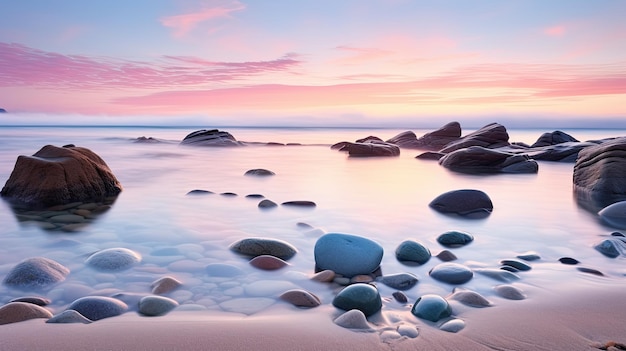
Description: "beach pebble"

(249, 255), (289, 270)
(429, 263), (473, 284)
(314, 233), (383, 277)
(279, 289), (321, 308)
(440, 318), (466, 333)
(10, 296), (51, 306)
(378, 273), (419, 290)
(577, 267), (604, 276)
(258, 199), (278, 209)
(494, 285), (526, 300)
(333, 309), (373, 330)
(448, 289), (491, 307)
(397, 324), (419, 338)
(244, 168), (275, 176)
(500, 259), (532, 271)
(3, 257), (69, 290)
(594, 238), (626, 258)
(392, 291), (408, 303)
(67, 296), (129, 321)
(85, 248), (141, 271)
(395, 240), (431, 265)
(186, 189), (213, 195)
(411, 294), (452, 322)
(205, 263), (245, 277)
(311, 270), (335, 282)
(46, 310), (92, 324)
(429, 189), (493, 217)
(221, 192), (237, 196)
(475, 268), (520, 282)
(219, 298), (275, 315)
(516, 251), (541, 261)
(230, 237), (298, 260)
(138, 295), (179, 316)
(151, 276), (183, 295)
(558, 257), (579, 265)
(332, 283), (382, 317)
(0, 302), (53, 325)
(281, 200), (317, 207)
(437, 230), (474, 247)
(598, 200), (626, 229)
(436, 250), (457, 261)
(333, 277), (351, 286)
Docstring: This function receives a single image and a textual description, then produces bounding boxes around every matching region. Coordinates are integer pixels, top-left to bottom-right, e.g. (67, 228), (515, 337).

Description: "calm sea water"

(0, 125), (625, 315)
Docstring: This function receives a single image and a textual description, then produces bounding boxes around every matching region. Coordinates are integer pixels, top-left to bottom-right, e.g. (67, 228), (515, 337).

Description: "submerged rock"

(598, 201), (626, 229)
(448, 288), (491, 307)
(429, 189), (493, 217)
(67, 296), (128, 321)
(3, 257), (69, 290)
(332, 283), (382, 317)
(530, 130), (579, 147)
(440, 318), (466, 333)
(494, 285), (526, 300)
(314, 233), (383, 277)
(244, 169), (275, 176)
(429, 262), (473, 284)
(437, 230), (474, 247)
(333, 309), (373, 330)
(439, 146), (538, 174)
(85, 248), (142, 271)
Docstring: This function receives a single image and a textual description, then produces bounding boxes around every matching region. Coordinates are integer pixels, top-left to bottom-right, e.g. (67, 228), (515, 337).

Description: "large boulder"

(386, 122), (461, 150)
(573, 137), (626, 210)
(334, 141), (400, 157)
(439, 146), (538, 173)
(1, 145), (121, 210)
(179, 129), (243, 147)
(530, 130), (579, 148)
(440, 123), (510, 153)
(314, 233), (383, 277)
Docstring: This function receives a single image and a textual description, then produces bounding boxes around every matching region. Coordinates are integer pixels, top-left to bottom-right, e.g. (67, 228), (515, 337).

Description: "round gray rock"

(378, 273), (419, 290)
(85, 248), (141, 271)
(395, 240), (431, 265)
(230, 237), (297, 260)
(437, 230), (474, 247)
(411, 294), (452, 322)
(46, 310), (92, 324)
(429, 189), (493, 217)
(314, 233), (383, 277)
(429, 262), (473, 284)
(3, 257), (69, 290)
(332, 283), (382, 317)
(67, 296), (128, 321)
(138, 295), (179, 316)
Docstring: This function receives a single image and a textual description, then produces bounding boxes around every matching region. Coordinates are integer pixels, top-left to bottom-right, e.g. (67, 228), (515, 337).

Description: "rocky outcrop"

(1, 145), (122, 209)
(179, 129), (243, 147)
(440, 123), (510, 153)
(333, 140), (400, 157)
(530, 131), (579, 147)
(573, 137), (626, 210)
(386, 122), (461, 150)
(439, 146), (538, 173)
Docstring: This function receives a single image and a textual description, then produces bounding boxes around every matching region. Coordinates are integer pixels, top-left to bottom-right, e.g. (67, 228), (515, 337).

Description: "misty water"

(0, 125), (625, 319)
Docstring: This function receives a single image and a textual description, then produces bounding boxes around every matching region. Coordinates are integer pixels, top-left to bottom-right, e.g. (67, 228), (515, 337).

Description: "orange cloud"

(160, 1), (245, 38)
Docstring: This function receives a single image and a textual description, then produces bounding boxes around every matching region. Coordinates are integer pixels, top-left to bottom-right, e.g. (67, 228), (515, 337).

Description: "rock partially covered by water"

(386, 122), (461, 150)
(531, 130), (579, 147)
(138, 295), (179, 316)
(437, 230), (474, 247)
(230, 237), (297, 260)
(594, 237), (626, 258)
(85, 248), (142, 271)
(448, 288), (491, 307)
(180, 129), (243, 147)
(3, 257), (69, 290)
(411, 294), (452, 322)
(67, 296), (128, 321)
(332, 283), (382, 317)
(440, 123), (510, 153)
(46, 310), (92, 324)
(598, 201), (626, 229)
(244, 169), (275, 176)
(314, 233), (383, 277)
(336, 141), (401, 157)
(429, 189), (493, 217)
(440, 146), (538, 174)
(0, 302), (53, 325)
(279, 289), (321, 308)
(0, 145), (122, 209)
(429, 262), (473, 284)
(395, 240), (431, 265)
(494, 285), (526, 300)
(378, 272), (419, 290)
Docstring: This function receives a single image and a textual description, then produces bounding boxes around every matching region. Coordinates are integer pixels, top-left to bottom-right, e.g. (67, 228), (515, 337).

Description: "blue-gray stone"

(475, 268), (520, 282)
(138, 295), (179, 316)
(230, 238), (297, 260)
(594, 238), (626, 258)
(411, 294), (452, 322)
(379, 273), (419, 290)
(599, 201), (626, 229)
(3, 257), (69, 290)
(494, 285), (526, 300)
(437, 230), (474, 247)
(500, 259), (532, 271)
(429, 262), (473, 284)
(205, 263), (245, 277)
(429, 189), (493, 216)
(516, 251), (541, 261)
(67, 296), (128, 321)
(46, 310), (92, 324)
(314, 233), (383, 277)
(448, 289), (491, 307)
(85, 248), (141, 271)
(332, 283), (382, 317)
(395, 240), (431, 265)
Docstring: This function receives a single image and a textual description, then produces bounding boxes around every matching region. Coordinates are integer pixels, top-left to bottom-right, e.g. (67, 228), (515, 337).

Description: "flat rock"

(311, 270), (336, 282)
(179, 129), (243, 147)
(314, 233), (383, 277)
(279, 289), (321, 308)
(46, 310), (92, 324)
(429, 263), (473, 284)
(411, 294), (451, 322)
(85, 248), (141, 271)
(332, 283), (382, 317)
(448, 288), (491, 307)
(244, 169), (275, 176)
(386, 122), (461, 150)
(66, 296), (128, 321)
(378, 273), (419, 290)
(494, 285), (526, 300)
(439, 146), (538, 174)
(281, 200), (316, 208)
(475, 268), (520, 282)
(0, 302), (53, 325)
(333, 309), (373, 330)
(395, 240), (431, 265)
(437, 230), (474, 247)
(440, 319), (466, 333)
(3, 257), (69, 290)
(138, 295), (179, 316)
(230, 237), (297, 260)
(429, 189), (493, 217)
(335, 141), (400, 157)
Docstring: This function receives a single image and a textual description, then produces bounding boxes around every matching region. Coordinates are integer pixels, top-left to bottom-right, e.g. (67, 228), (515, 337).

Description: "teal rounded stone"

(332, 283), (382, 317)
(314, 233), (383, 277)
(411, 294), (452, 322)
(437, 230), (474, 247)
(395, 240), (431, 265)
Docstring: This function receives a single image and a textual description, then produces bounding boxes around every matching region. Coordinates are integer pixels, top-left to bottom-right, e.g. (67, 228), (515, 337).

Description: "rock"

(475, 268), (520, 282)
(516, 251), (541, 261)
(594, 238), (626, 258)
(440, 122), (510, 153)
(392, 291), (408, 303)
(311, 270), (336, 282)
(429, 263), (473, 284)
(279, 289), (321, 308)
(437, 230), (474, 247)
(332, 283), (382, 317)
(378, 273), (419, 290)
(494, 285), (526, 300)
(179, 129), (243, 147)
(220, 192), (237, 197)
(0, 302), (53, 325)
(230, 237), (297, 260)
(429, 189), (493, 217)
(138, 296), (179, 316)
(396, 324), (420, 338)
(186, 189), (213, 195)
(258, 199), (278, 209)
(440, 319), (466, 333)
(518, 142), (593, 162)
(151, 276), (182, 295)
(598, 201), (626, 229)
(85, 248), (141, 271)
(350, 275), (374, 284)
(0, 108), (6, 113)
(558, 257), (579, 265)
(531, 131), (579, 147)
(9, 296), (51, 306)
(411, 294), (452, 322)
(395, 240), (431, 265)
(249, 255), (289, 270)
(448, 288), (491, 307)
(46, 310), (92, 324)
(386, 122), (461, 150)
(66, 296), (128, 321)
(577, 267), (604, 276)
(336, 141), (400, 157)
(573, 137), (626, 209)
(205, 263), (245, 277)
(244, 169), (275, 176)
(439, 146), (538, 174)
(436, 250), (457, 261)
(415, 151), (445, 160)
(333, 309), (373, 330)
(3, 257), (69, 290)
(500, 259), (532, 271)
(281, 200), (316, 207)
(0, 145), (122, 209)
(314, 233), (383, 277)
(245, 194), (264, 198)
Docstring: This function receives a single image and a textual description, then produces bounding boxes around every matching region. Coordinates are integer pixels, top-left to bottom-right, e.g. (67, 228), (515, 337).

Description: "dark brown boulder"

(530, 131), (578, 148)
(342, 141), (400, 157)
(440, 123), (510, 153)
(386, 122), (461, 150)
(439, 146), (538, 174)
(1, 145), (122, 209)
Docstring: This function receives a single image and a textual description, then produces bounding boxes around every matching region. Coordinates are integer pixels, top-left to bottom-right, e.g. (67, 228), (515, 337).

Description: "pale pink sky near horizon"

(0, 0), (625, 126)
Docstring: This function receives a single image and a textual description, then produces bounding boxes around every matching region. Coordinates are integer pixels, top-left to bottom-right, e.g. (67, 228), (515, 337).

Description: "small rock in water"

(594, 238), (626, 258)
(577, 267), (604, 276)
(440, 319), (466, 333)
(249, 255), (289, 270)
(558, 257), (580, 265)
(411, 294), (452, 322)
(244, 169), (275, 176)
(151, 276), (183, 295)
(220, 192), (238, 197)
(475, 268), (521, 282)
(10, 296), (51, 306)
(230, 237), (297, 260)
(279, 289), (321, 308)
(436, 250), (457, 261)
(429, 189), (493, 217)
(494, 285), (526, 300)
(436, 230), (474, 247)
(598, 201), (626, 229)
(3, 257), (70, 290)
(378, 273), (419, 290)
(46, 310), (92, 324)
(332, 283), (382, 317)
(448, 289), (491, 308)
(245, 194), (264, 199)
(395, 240), (431, 265)
(311, 270), (335, 282)
(429, 262), (473, 284)
(500, 259), (532, 271)
(138, 295), (179, 316)
(516, 251), (541, 261)
(392, 291), (409, 303)
(186, 189), (214, 195)
(67, 296), (129, 321)
(258, 199), (278, 209)
(0, 302), (53, 325)
(85, 248), (141, 271)
(333, 309), (373, 330)
(281, 200), (316, 207)
(499, 265), (519, 273)
(314, 233), (383, 277)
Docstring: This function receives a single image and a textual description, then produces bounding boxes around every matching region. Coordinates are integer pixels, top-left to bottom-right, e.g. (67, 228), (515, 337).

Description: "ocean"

(0, 125), (625, 318)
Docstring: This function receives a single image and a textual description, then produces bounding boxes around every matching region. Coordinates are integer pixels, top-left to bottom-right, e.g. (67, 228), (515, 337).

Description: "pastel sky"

(1, 0), (625, 127)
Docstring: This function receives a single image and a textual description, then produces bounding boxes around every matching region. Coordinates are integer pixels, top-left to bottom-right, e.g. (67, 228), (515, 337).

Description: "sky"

(0, 0), (625, 127)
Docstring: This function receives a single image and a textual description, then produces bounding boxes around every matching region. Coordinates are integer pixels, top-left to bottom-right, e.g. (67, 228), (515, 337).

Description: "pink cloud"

(160, 1), (245, 38)
(544, 25), (566, 37)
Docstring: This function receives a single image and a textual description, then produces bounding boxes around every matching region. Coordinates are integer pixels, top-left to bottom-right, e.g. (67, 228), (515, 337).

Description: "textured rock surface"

(332, 283), (382, 317)
(439, 146), (538, 174)
(386, 122), (461, 150)
(179, 129), (243, 147)
(411, 294), (452, 322)
(429, 189), (493, 217)
(0, 302), (52, 325)
(85, 248), (142, 271)
(230, 237), (297, 260)
(67, 296), (128, 321)
(3, 257), (69, 290)
(440, 123), (510, 153)
(530, 130), (578, 147)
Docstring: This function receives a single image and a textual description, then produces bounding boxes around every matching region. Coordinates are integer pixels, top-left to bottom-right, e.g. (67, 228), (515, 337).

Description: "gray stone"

(314, 233), (383, 277)
(516, 251), (541, 261)
(46, 310), (92, 324)
(440, 319), (466, 333)
(429, 263), (473, 284)
(279, 289), (321, 308)
(332, 283), (382, 317)
(437, 230), (474, 247)
(334, 140), (400, 157)
(531, 131), (579, 147)
(138, 295), (179, 316)
(378, 273), (419, 290)
(3, 257), (69, 290)
(494, 285), (526, 300)
(281, 200), (316, 207)
(395, 240), (431, 265)
(411, 294), (452, 322)
(244, 169), (275, 176)
(333, 309), (373, 330)
(230, 237), (297, 260)
(500, 259), (532, 271)
(439, 146), (538, 174)
(599, 200), (626, 229)
(594, 238), (626, 258)
(475, 268), (521, 282)
(0, 302), (53, 325)
(440, 122), (510, 153)
(67, 296), (128, 321)
(448, 289), (491, 307)
(85, 248), (141, 271)
(180, 129), (242, 147)
(386, 122), (461, 150)
(429, 189), (493, 217)
(151, 276), (183, 294)
(9, 296), (51, 306)
(258, 199), (278, 209)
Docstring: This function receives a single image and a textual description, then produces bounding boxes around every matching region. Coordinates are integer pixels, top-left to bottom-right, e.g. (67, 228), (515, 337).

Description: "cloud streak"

(160, 1), (245, 38)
